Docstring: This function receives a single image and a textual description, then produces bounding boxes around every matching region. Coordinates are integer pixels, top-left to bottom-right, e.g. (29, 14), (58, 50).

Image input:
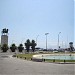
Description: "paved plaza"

(0, 52), (75, 75)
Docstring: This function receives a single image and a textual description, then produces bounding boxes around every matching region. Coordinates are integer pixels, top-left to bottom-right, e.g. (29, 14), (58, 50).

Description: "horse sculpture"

(2, 28), (8, 35)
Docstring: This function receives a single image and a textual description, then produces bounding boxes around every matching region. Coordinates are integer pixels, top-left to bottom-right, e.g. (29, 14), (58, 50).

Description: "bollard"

(64, 60), (65, 63)
(53, 59), (55, 62)
(17, 56), (18, 58)
(20, 57), (22, 58)
(43, 59), (45, 62)
(31, 58), (32, 60)
(25, 57), (26, 59)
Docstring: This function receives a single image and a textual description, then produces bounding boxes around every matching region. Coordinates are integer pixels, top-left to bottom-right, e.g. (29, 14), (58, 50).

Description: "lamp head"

(45, 33), (49, 35)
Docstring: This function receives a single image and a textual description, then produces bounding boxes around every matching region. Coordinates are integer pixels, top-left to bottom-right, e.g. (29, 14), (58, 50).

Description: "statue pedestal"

(1, 35), (8, 47)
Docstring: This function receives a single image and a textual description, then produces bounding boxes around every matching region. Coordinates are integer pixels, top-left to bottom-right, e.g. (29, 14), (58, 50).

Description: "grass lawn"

(16, 53), (36, 60)
(16, 52), (75, 63)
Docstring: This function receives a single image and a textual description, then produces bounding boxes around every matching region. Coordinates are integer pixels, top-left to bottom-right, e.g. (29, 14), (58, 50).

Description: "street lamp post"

(45, 33), (49, 50)
(36, 35), (39, 45)
(21, 38), (25, 44)
(12, 40), (14, 44)
(58, 32), (61, 49)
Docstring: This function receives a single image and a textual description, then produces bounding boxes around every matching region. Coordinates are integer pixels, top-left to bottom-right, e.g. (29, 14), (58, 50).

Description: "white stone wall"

(1, 35), (8, 47)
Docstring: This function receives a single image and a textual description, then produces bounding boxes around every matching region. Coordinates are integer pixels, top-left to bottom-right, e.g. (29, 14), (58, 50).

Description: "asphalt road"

(0, 52), (75, 75)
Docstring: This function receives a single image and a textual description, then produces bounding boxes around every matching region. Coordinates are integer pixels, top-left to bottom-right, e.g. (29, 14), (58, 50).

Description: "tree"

(18, 44), (24, 52)
(69, 42), (74, 52)
(1, 44), (9, 52)
(10, 44), (17, 52)
(25, 39), (31, 52)
(31, 40), (37, 52)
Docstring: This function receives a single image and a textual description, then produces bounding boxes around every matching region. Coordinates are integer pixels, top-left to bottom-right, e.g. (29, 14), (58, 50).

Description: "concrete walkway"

(0, 52), (75, 75)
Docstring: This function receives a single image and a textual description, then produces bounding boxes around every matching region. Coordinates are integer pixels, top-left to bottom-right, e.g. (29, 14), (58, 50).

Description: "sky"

(74, 0), (75, 47)
(0, 0), (74, 49)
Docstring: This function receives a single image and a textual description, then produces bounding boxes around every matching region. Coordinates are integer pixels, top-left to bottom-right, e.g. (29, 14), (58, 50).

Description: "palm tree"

(18, 44), (24, 52)
(31, 40), (37, 52)
(1, 44), (9, 52)
(25, 39), (31, 52)
(10, 44), (17, 52)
